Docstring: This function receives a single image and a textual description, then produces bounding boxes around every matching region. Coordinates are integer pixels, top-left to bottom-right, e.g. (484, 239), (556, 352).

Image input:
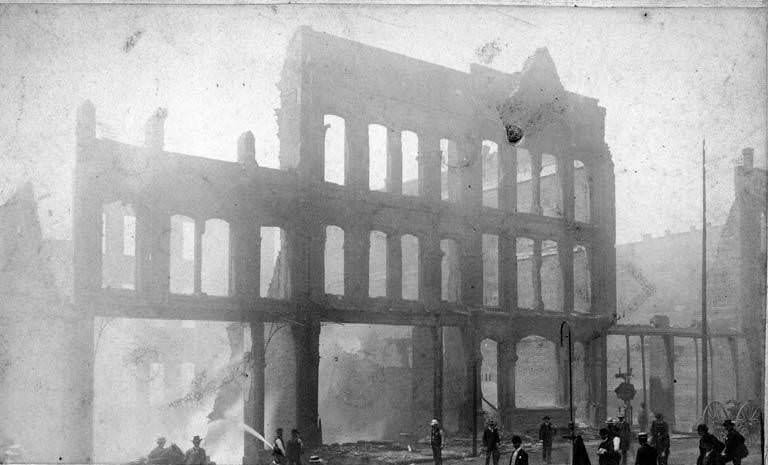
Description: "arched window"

(369, 124), (388, 192)
(324, 115), (346, 185)
(483, 234), (499, 307)
(201, 219), (230, 296)
(369, 230), (387, 297)
(440, 138), (460, 202)
(516, 148), (532, 213)
(440, 239), (460, 302)
(480, 338), (498, 412)
(540, 154), (562, 217)
(482, 140), (499, 208)
(325, 225), (345, 296)
(101, 201), (136, 290)
(516, 237), (534, 309)
(170, 215), (195, 295)
(515, 336), (560, 407)
(401, 234), (419, 300)
(573, 244), (591, 313)
(541, 240), (562, 311)
(260, 226), (289, 299)
(574, 160), (590, 222)
(401, 131), (419, 196)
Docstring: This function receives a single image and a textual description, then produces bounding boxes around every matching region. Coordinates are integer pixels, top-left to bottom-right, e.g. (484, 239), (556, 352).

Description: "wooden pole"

(701, 138), (709, 408)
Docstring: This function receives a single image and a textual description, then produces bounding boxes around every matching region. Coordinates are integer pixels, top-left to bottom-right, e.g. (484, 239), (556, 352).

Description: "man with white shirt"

(508, 436), (528, 465)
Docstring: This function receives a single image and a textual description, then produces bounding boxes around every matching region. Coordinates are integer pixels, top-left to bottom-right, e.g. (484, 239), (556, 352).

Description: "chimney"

(145, 107), (168, 150)
(742, 147), (754, 170)
(238, 131), (256, 165)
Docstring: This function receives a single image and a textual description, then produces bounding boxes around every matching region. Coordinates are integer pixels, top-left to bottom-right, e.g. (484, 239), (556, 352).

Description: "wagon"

(701, 400), (763, 445)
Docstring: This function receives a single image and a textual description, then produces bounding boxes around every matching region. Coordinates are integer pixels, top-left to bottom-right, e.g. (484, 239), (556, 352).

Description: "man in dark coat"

(429, 419), (443, 465)
(184, 436), (207, 465)
(722, 420), (747, 465)
(597, 428), (621, 465)
(508, 436), (528, 465)
(650, 414), (670, 465)
(697, 424), (725, 465)
(482, 419), (501, 465)
(634, 433), (657, 465)
(616, 415), (631, 465)
(637, 404), (649, 433)
(539, 416), (556, 464)
(285, 429), (303, 465)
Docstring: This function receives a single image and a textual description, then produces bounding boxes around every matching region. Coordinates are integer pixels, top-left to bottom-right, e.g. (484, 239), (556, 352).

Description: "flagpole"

(701, 138), (709, 410)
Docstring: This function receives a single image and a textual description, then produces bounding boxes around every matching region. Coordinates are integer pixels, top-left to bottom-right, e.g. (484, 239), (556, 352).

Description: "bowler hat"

(723, 420), (735, 427)
(192, 436), (202, 443)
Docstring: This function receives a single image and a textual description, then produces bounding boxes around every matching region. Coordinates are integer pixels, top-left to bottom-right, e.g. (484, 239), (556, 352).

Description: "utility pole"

(701, 138), (709, 409)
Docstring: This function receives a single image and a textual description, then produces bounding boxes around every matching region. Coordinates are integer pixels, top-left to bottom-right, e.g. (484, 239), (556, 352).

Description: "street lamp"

(560, 321), (575, 462)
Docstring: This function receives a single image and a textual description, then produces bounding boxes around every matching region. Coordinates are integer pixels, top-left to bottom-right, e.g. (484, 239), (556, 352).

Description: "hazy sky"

(0, 5), (764, 244)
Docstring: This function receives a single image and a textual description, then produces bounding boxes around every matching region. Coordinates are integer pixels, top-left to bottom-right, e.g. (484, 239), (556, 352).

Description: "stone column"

(497, 338), (518, 430)
(432, 326), (444, 422)
(244, 322), (265, 465)
(530, 150), (543, 215)
(346, 119), (369, 190)
(194, 218), (205, 294)
(387, 233), (402, 299)
(419, 134), (442, 202)
(387, 127), (403, 194)
(559, 155), (575, 222)
(585, 336), (608, 426)
(647, 330), (675, 429)
(559, 238), (575, 314)
(345, 224), (369, 302)
(292, 321), (321, 447)
(533, 240), (543, 310)
(459, 316), (481, 433)
(412, 326), (436, 426)
(460, 138), (482, 209)
(499, 141), (517, 213)
(499, 235), (517, 312)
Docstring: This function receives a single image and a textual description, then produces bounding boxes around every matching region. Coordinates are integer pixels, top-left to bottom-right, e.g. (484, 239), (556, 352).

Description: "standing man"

(508, 436), (528, 465)
(721, 420), (748, 465)
(539, 416), (556, 464)
(482, 419), (501, 465)
(597, 428), (621, 465)
(650, 414), (670, 465)
(273, 428), (286, 465)
(697, 424), (725, 465)
(429, 419), (443, 465)
(637, 403), (649, 433)
(616, 415), (632, 465)
(285, 429), (303, 465)
(634, 433), (658, 465)
(184, 436), (207, 465)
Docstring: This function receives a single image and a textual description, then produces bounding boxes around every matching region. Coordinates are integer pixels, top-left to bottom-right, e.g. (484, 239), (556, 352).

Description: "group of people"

(428, 418), (528, 465)
(468, 408), (748, 465)
(145, 435), (210, 465)
(271, 428), (304, 465)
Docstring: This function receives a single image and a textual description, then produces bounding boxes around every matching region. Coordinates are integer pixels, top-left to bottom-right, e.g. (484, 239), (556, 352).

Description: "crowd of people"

(427, 407), (749, 465)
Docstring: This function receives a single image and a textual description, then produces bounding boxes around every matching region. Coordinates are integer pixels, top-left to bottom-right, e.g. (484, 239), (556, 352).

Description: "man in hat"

(508, 435), (528, 465)
(634, 433), (657, 465)
(721, 420), (747, 465)
(615, 415), (631, 465)
(701, 434), (724, 465)
(539, 416), (556, 464)
(482, 419), (501, 465)
(650, 414), (670, 465)
(273, 428), (286, 465)
(597, 428), (621, 465)
(286, 429), (303, 465)
(149, 437), (167, 463)
(637, 403), (649, 433)
(697, 424), (725, 465)
(429, 419), (443, 465)
(184, 436), (207, 465)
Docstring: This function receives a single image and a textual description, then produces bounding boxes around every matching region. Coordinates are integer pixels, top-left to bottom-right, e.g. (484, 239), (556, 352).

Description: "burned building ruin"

(67, 27), (617, 461)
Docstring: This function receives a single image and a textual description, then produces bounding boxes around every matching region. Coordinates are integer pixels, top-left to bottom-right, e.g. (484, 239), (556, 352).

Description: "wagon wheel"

(703, 401), (728, 438)
(735, 401), (762, 445)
